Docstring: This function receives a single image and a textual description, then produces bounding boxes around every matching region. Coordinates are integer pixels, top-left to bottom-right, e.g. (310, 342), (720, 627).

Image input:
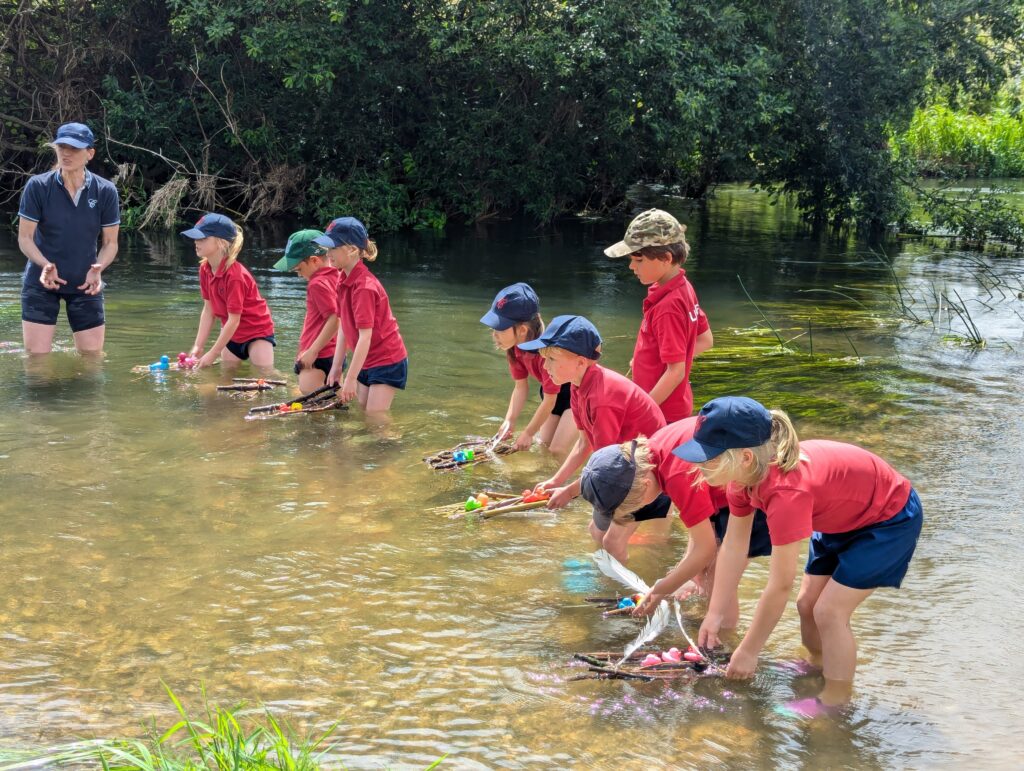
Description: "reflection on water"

(0, 186), (1022, 767)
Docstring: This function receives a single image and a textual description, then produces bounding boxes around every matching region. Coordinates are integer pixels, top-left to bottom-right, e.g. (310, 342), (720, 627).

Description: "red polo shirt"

(199, 260), (274, 343)
(632, 269), (709, 422)
(570, 364), (666, 451)
(299, 266), (340, 359)
(648, 417), (728, 527)
(336, 260), (407, 369)
(508, 347), (560, 394)
(727, 440), (912, 546)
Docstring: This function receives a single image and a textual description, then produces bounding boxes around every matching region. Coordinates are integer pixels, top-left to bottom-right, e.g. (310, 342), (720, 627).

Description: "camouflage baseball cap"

(603, 209), (687, 258)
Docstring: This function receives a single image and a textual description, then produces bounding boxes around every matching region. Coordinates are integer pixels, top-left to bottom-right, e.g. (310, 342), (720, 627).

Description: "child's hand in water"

(512, 431), (534, 451)
(631, 592), (664, 617)
(197, 350), (218, 368)
(340, 374), (358, 403)
(545, 485), (575, 509)
(698, 613), (724, 649)
(725, 645), (757, 679)
(672, 580), (702, 601)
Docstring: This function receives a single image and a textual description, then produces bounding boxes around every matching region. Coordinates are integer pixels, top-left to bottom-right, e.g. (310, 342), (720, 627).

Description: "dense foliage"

(1, 0), (1021, 231)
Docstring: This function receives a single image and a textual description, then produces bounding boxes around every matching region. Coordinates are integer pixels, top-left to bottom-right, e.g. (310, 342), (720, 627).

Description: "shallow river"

(1, 185), (1022, 769)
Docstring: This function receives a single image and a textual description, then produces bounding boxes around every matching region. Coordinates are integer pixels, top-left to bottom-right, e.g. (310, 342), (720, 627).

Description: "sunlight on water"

(0, 186), (1022, 767)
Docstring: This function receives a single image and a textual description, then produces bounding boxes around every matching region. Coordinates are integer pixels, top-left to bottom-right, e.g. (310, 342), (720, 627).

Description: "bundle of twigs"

(217, 378), (287, 392)
(423, 439), (517, 470)
(567, 650), (719, 682)
(426, 491), (553, 519)
(585, 596), (645, 617)
(244, 384), (347, 420)
(130, 362), (196, 374)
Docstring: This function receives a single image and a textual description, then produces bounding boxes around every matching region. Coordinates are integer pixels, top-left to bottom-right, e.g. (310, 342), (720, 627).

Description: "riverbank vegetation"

(1, 1), (1022, 236)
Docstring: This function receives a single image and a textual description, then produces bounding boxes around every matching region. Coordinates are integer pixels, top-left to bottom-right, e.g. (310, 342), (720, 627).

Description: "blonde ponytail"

(769, 409), (801, 472)
(612, 436), (655, 523)
(360, 239), (378, 262)
(224, 229), (244, 267)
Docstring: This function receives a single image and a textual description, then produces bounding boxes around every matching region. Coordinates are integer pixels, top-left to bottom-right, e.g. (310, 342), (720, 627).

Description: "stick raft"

(427, 490), (553, 519)
(217, 378), (287, 392)
(245, 385), (348, 419)
(568, 650), (717, 682)
(423, 439), (517, 470)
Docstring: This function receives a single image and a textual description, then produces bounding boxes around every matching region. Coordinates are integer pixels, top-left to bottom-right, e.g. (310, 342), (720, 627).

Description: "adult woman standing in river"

(17, 122), (120, 354)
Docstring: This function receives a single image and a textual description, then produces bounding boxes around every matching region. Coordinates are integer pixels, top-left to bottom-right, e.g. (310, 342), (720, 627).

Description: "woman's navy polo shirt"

(18, 170), (120, 295)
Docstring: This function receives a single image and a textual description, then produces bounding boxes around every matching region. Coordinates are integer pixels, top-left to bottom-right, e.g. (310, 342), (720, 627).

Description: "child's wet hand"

(296, 349), (315, 370)
(725, 646), (757, 679)
(512, 431), (534, 451)
(698, 613), (723, 649)
(196, 351), (217, 368)
(672, 580), (701, 602)
(327, 366), (342, 387)
(339, 375), (358, 403)
(546, 486), (574, 509)
(631, 592), (661, 617)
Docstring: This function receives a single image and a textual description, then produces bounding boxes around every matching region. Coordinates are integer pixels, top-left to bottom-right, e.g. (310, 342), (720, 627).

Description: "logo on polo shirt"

(88, 198), (97, 208)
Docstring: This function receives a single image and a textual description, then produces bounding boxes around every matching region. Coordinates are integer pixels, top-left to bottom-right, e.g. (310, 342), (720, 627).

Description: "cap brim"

(480, 310), (514, 330)
(603, 240), (634, 258)
(273, 256), (300, 271)
(517, 339), (547, 352)
(671, 439), (726, 464)
(54, 138), (92, 149)
(179, 227), (206, 240)
(591, 505), (613, 532)
(311, 235), (337, 248)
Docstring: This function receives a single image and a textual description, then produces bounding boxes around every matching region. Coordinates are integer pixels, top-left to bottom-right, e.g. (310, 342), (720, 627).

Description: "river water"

(0, 185), (1022, 769)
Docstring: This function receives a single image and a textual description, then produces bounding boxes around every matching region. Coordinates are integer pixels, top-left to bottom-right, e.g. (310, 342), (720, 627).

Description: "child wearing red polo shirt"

(479, 282), (578, 454)
(604, 209), (713, 422)
(519, 315), (665, 510)
(180, 213), (275, 369)
(317, 217), (408, 413)
(273, 229), (340, 393)
(677, 396), (923, 717)
(579, 416), (772, 583)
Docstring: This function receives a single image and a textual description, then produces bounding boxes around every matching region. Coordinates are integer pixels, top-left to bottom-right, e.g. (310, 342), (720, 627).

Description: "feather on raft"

(591, 549), (705, 665)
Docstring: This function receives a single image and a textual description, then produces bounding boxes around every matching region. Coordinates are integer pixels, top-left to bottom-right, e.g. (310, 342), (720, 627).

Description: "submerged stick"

(247, 384), (336, 414)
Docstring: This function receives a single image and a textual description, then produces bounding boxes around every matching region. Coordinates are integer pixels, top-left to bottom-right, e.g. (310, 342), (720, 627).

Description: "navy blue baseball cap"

(580, 443), (638, 529)
(312, 217), (368, 249)
(517, 314), (601, 359)
(54, 122), (95, 149)
(480, 283), (540, 330)
(180, 213), (238, 241)
(672, 396), (773, 463)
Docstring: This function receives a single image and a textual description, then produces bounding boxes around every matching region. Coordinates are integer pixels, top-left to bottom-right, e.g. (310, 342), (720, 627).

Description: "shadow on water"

(0, 184), (1022, 767)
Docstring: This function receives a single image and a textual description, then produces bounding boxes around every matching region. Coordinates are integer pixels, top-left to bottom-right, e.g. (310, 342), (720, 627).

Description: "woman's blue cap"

(180, 212), (238, 241)
(672, 396), (773, 463)
(54, 122), (95, 149)
(480, 282), (540, 330)
(312, 217), (368, 249)
(517, 314), (601, 359)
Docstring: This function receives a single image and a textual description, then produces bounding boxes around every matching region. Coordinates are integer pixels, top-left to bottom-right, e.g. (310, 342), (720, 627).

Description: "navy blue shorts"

(806, 488), (923, 590)
(710, 507), (773, 558)
(539, 381), (572, 417)
(225, 335), (276, 361)
(594, 492), (672, 532)
(21, 284), (105, 333)
(293, 356), (332, 377)
(356, 357), (407, 390)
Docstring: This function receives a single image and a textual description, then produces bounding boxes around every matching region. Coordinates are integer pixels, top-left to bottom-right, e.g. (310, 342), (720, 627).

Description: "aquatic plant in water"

(0, 684), (445, 770)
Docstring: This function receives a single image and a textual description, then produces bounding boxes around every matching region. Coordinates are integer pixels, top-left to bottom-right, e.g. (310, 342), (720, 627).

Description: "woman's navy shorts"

(710, 508), (773, 558)
(538, 381), (572, 417)
(293, 357), (332, 377)
(805, 487), (923, 589)
(356, 357), (408, 390)
(21, 284), (105, 332)
(225, 335), (276, 360)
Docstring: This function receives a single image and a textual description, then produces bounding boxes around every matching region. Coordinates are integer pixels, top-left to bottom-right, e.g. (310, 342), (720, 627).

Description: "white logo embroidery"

(688, 303), (701, 323)
(88, 198), (98, 208)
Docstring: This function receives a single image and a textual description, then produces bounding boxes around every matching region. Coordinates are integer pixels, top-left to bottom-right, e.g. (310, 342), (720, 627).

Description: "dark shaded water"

(0, 185), (1022, 768)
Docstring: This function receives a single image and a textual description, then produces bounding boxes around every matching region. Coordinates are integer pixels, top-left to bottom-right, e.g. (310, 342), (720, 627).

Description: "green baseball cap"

(273, 229), (328, 271)
(603, 209), (687, 258)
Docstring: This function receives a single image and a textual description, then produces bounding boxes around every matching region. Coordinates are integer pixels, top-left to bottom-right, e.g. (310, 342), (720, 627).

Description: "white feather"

(672, 599), (701, 654)
(617, 600), (670, 666)
(591, 550), (651, 594)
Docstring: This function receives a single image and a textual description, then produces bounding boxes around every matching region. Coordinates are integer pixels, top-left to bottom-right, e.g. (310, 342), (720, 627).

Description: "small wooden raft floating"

(244, 384), (348, 420)
(426, 490), (552, 519)
(423, 439), (517, 470)
(217, 377), (287, 392)
(568, 650), (716, 682)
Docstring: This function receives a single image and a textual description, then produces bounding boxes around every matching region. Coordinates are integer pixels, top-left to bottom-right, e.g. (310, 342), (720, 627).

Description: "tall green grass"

(900, 102), (1024, 177)
(0, 684), (444, 770)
